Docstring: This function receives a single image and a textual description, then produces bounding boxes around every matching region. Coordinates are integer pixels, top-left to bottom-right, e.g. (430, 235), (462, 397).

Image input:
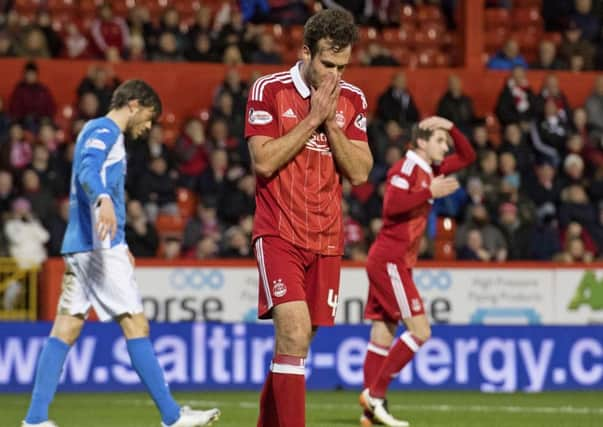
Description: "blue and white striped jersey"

(61, 117), (127, 254)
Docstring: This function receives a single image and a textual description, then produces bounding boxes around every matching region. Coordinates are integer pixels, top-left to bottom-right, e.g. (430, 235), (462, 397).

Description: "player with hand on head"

(22, 80), (220, 427)
(245, 8), (373, 427)
(359, 116), (476, 427)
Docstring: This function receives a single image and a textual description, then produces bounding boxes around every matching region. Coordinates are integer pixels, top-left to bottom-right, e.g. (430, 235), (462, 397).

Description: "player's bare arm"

(324, 75), (373, 186)
(249, 74), (337, 178)
(429, 175), (460, 198)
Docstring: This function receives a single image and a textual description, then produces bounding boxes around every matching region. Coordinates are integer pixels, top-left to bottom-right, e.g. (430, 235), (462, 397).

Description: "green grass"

(2, 390), (603, 427)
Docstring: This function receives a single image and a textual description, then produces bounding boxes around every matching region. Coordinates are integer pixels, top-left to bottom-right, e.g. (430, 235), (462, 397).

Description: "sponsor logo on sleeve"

(85, 138), (107, 150)
(248, 108), (273, 125)
(354, 113), (366, 132)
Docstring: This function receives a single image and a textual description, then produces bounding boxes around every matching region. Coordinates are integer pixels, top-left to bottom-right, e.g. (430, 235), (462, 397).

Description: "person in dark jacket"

(436, 74), (476, 136)
(8, 61), (56, 129)
(375, 71), (419, 130)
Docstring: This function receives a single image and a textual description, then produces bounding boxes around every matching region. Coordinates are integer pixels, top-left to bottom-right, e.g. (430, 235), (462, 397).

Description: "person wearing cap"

(559, 18), (595, 70)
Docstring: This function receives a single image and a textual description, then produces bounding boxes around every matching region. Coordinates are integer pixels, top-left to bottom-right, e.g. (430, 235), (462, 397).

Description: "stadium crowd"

(1, 0), (603, 265)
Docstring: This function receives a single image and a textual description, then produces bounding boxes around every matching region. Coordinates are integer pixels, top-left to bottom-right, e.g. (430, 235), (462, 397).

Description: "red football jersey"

(370, 127), (475, 266)
(245, 63), (368, 255)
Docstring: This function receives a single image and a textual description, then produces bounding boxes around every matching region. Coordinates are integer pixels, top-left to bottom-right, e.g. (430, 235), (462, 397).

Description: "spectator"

(362, 42), (399, 66)
(250, 33), (282, 64)
(213, 68), (249, 117)
(30, 143), (64, 197)
(561, 154), (588, 189)
(8, 62), (56, 128)
(0, 31), (16, 57)
(16, 27), (50, 58)
(64, 23), (90, 59)
(219, 173), (255, 225)
(182, 198), (221, 254)
(499, 123), (533, 175)
(90, 2), (130, 60)
(174, 118), (209, 189)
(555, 236), (594, 262)
(137, 157), (179, 222)
(559, 19), (595, 70)
(220, 225), (252, 257)
(456, 204), (508, 261)
(495, 66), (536, 128)
(128, 123), (176, 188)
(198, 148), (230, 199)
(151, 32), (185, 62)
(34, 9), (63, 57)
(376, 71), (419, 130)
(0, 170), (15, 216)
(457, 228), (492, 261)
(0, 122), (32, 171)
(186, 33), (219, 62)
(585, 75), (603, 141)
(537, 98), (571, 154)
(530, 40), (566, 70)
(127, 33), (147, 61)
(524, 157), (562, 210)
(76, 92), (100, 121)
(158, 7), (187, 54)
(222, 44), (244, 66)
(486, 39), (528, 70)
(187, 7), (215, 46)
(195, 236), (219, 259)
(4, 197), (49, 269)
(570, 0), (600, 42)
(497, 201), (533, 260)
(45, 197), (69, 257)
(499, 151), (521, 194)
(77, 66), (120, 115)
(212, 91), (245, 140)
(529, 204), (561, 260)
(21, 168), (54, 221)
(436, 74), (475, 136)
(125, 199), (159, 257)
(0, 96), (10, 141)
(560, 220), (598, 257)
(537, 74), (570, 122)
(162, 236), (182, 260)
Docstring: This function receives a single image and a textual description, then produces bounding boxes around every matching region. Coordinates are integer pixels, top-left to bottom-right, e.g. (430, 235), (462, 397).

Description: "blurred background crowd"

(1, 0), (603, 267)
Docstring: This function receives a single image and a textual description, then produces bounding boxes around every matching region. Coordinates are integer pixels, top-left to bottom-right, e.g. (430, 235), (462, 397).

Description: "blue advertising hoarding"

(1, 323), (601, 392)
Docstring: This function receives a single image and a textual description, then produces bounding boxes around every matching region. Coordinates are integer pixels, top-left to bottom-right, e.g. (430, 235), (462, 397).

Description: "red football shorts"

(253, 235), (341, 326)
(364, 256), (425, 323)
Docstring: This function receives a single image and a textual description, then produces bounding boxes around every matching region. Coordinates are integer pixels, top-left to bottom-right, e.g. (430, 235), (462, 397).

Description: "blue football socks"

(127, 337), (180, 425)
(25, 337), (70, 423)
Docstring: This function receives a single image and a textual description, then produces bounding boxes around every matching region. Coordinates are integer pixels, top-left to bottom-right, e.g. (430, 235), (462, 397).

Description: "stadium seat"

(436, 217), (457, 240)
(511, 7), (542, 28)
(358, 26), (379, 43)
(484, 27), (510, 51)
(417, 48), (439, 67)
(484, 8), (510, 27)
(176, 187), (197, 219)
(400, 4), (416, 24)
(413, 29), (441, 49)
(287, 25), (304, 48)
(434, 240), (456, 261)
(416, 4), (444, 25)
(155, 213), (185, 236)
(390, 46), (413, 66)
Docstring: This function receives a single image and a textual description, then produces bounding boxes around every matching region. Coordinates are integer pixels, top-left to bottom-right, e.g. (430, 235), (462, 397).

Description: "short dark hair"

(109, 80), (162, 118)
(410, 125), (435, 148)
(303, 9), (358, 57)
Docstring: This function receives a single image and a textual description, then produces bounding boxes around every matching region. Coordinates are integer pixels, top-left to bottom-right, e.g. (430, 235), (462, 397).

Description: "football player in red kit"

(359, 116), (476, 426)
(245, 9), (373, 427)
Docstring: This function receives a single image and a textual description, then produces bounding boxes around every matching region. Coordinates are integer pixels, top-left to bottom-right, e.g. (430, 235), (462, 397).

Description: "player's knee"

(276, 326), (312, 355)
(412, 325), (431, 343)
(51, 318), (83, 345)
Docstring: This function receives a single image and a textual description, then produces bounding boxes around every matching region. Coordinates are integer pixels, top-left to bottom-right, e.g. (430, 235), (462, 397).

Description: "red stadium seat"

(358, 26), (379, 43)
(413, 28), (442, 48)
(436, 217), (457, 240)
(417, 48), (439, 67)
(484, 8), (510, 27)
(416, 4), (444, 25)
(155, 213), (185, 236)
(400, 4), (416, 25)
(176, 187), (197, 219)
(484, 26), (510, 51)
(434, 240), (456, 261)
(511, 7), (542, 28)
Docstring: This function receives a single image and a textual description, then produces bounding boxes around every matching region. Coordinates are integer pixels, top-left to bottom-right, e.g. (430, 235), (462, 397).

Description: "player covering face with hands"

(359, 116), (476, 426)
(22, 80), (220, 427)
(245, 8), (373, 427)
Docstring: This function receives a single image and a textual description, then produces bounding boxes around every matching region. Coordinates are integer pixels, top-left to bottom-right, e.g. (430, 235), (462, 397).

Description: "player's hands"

(419, 116), (454, 131)
(429, 175), (459, 198)
(97, 197), (117, 241)
(309, 73), (339, 127)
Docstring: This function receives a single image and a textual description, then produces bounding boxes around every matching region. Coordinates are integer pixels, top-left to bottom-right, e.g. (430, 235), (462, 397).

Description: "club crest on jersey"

(248, 108), (273, 125)
(273, 278), (287, 297)
(411, 298), (422, 312)
(335, 111), (345, 128)
(354, 113), (367, 132)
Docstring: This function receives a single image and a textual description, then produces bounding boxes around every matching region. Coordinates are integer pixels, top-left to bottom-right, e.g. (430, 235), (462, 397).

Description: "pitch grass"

(2, 390), (602, 427)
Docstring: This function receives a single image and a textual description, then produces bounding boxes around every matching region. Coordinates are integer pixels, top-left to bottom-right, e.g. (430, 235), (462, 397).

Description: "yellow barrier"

(0, 258), (38, 321)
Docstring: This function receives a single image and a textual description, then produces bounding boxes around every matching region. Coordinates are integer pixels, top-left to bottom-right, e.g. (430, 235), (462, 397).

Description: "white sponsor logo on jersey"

(354, 113), (367, 132)
(248, 108), (273, 125)
(85, 138), (107, 150)
(306, 131), (331, 153)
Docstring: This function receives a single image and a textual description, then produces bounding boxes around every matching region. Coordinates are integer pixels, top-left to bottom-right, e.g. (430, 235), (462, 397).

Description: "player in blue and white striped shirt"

(23, 80), (220, 427)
